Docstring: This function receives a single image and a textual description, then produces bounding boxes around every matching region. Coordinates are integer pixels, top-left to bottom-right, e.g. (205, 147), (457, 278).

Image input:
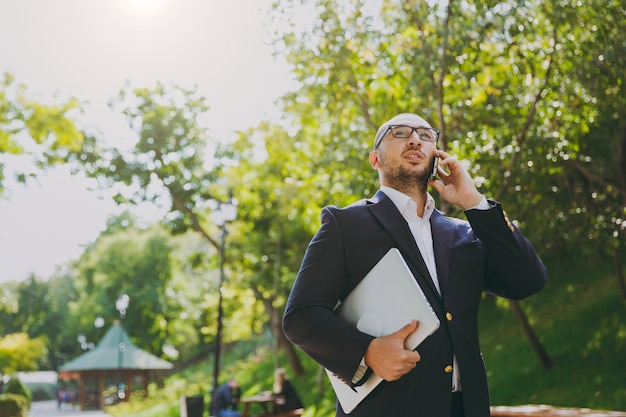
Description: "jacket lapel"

(430, 209), (455, 298)
(367, 191), (442, 304)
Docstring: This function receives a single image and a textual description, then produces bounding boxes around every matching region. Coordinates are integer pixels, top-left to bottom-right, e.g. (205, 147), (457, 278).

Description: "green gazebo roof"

(59, 323), (173, 372)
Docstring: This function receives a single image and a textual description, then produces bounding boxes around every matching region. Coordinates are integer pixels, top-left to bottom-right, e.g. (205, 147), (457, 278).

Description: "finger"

(394, 320), (418, 339)
(404, 349), (421, 363)
(440, 155), (458, 169)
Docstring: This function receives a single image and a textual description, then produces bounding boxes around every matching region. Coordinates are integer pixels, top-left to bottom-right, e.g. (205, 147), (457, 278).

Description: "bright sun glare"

(117, 0), (170, 18)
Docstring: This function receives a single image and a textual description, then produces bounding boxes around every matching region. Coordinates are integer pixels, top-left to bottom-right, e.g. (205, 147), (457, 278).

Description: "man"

(210, 379), (241, 417)
(282, 113), (547, 417)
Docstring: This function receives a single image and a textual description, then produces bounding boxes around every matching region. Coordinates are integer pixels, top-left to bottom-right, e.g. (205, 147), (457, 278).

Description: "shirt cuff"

(467, 196), (489, 211)
(351, 357), (368, 384)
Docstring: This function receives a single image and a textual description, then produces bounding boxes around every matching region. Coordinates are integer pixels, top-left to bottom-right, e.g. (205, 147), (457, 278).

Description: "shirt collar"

(380, 185), (435, 221)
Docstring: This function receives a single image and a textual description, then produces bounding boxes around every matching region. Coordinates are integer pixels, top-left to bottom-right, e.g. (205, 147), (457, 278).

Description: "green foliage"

(71, 223), (179, 358)
(0, 393), (28, 417)
(24, 382), (56, 401)
(0, 273), (82, 369)
(270, 0), (625, 263)
(0, 333), (47, 376)
(479, 256), (626, 409)
(0, 72), (84, 196)
(228, 123), (327, 318)
(4, 377), (32, 408)
(73, 81), (220, 244)
(111, 402), (181, 417)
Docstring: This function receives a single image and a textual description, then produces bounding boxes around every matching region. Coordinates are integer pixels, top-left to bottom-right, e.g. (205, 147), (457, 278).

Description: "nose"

(406, 134), (421, 148)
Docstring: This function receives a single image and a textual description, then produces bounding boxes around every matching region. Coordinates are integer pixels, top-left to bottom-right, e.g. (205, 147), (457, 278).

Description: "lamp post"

(210, 199), (237, 392)
(115, 294), (130, 403)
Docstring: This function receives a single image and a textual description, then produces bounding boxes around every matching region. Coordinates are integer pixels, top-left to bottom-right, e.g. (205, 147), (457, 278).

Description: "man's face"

(370, 125), (437, 192)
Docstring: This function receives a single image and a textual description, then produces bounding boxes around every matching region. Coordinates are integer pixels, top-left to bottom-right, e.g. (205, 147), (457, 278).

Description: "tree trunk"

(279, 330), (305, 376)
(508, 299), (553, 370)
(253, 287), (305, 376)
(614, 249), (626, 300)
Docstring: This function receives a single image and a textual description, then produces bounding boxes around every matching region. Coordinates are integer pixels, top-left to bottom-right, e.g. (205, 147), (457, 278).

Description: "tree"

(539, 0), (626, 295)
(71, 222), (177, 358)
(0, 333), (47, 391)
(269, 0), (624, 260)
(268, 0), (560, 369)
(0, 274), (80, 370)
(73, 81), (220, 245)
(225, 122), (329, 374)
(0, 73), (84, 196)
(70, 82), (266, 364)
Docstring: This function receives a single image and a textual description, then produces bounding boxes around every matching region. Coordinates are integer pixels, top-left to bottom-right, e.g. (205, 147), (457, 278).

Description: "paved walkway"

(29, 401), (110, 417)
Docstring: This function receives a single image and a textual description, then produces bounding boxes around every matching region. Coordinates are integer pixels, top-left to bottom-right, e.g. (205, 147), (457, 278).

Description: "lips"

(403, 151), (425, 162)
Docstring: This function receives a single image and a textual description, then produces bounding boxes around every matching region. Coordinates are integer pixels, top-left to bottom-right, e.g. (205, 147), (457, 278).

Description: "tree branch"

(497, 25), (557, 197)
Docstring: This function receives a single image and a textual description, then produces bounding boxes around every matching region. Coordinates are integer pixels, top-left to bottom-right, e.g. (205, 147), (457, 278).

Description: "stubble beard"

(379, 150), (430, 195)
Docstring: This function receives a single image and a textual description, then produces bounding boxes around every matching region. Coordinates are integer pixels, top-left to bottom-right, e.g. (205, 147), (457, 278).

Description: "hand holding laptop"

(325, 248), (440, 413)
(364, 319), (422, 382)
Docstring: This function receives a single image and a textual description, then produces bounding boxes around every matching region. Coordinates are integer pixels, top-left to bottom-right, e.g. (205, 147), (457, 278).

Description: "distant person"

(272, 368), (304, 413)
(211, 379), (241, 417)
(56, 387), (64, 409)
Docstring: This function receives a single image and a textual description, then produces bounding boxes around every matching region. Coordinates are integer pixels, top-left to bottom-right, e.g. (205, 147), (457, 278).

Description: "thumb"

(393, 320), (419, 341)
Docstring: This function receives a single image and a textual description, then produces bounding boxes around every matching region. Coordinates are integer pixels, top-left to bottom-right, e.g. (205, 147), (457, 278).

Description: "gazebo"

(59, 322), (173, 409)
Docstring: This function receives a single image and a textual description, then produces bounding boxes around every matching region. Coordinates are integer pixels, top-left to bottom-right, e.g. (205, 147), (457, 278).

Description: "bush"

(0, 393), (28, 417)
(26, 382), (56, 401)
(5, 377), (32, 408)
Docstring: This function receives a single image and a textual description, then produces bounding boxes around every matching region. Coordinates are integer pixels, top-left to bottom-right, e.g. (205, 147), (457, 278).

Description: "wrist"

(461, 192), (485, 210)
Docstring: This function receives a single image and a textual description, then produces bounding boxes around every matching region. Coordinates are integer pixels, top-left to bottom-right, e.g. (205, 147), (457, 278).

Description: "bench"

(490, 405), (626, 417)
(272, 409), (305, 417)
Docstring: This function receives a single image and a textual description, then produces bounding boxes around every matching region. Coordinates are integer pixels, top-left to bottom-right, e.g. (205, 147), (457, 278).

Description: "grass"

(107, 257), (626, 416)
(479, 257), (626, 410)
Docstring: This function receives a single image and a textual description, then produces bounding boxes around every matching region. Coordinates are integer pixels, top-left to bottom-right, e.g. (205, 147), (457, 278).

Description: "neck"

(381, 181), (428, 217)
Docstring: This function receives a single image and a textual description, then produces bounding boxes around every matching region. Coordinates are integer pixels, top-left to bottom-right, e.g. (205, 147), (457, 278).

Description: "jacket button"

(444, 365), (453, 373)
(503, 210), (515, 232)
(446, 312), (453, 321)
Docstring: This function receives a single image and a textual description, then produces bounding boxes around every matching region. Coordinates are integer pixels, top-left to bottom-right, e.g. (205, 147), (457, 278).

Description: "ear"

(369, 150), (380, 169)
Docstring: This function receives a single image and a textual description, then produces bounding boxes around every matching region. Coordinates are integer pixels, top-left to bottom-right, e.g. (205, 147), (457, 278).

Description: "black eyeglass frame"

(376, 125), (440, 149)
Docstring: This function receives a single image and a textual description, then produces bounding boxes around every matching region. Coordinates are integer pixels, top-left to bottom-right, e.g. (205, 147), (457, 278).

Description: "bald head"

(373, 113), (431, 149)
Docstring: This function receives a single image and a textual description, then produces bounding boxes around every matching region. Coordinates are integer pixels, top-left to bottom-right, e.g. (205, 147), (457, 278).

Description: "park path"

(28, 400), (110, 417)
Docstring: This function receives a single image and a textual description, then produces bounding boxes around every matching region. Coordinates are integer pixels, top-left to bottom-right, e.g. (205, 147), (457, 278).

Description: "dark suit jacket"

(283, 191), (547, 417)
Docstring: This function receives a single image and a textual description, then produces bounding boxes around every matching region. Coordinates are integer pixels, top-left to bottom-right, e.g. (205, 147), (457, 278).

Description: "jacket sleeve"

(465, 200), (548, 299)
(282, 206), (375, 386)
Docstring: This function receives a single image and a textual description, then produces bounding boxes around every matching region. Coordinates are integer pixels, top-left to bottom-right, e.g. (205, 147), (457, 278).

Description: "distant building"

(59, 322), (173, 409)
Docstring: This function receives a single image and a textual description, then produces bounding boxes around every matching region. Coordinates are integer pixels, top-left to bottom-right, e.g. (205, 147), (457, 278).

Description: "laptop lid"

(325, 247), (440, 413)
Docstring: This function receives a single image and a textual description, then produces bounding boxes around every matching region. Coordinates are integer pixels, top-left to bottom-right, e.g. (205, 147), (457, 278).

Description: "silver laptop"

(325, 247), (440, 414)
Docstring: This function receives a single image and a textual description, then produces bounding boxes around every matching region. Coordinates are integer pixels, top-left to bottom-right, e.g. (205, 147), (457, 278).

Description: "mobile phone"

(429, 154), (439, 181)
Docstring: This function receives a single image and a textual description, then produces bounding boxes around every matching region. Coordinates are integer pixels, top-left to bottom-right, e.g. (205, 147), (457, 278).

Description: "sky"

(0, 0), (299, 282)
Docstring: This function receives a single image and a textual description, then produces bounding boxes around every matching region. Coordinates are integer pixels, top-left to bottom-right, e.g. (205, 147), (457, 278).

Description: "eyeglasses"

(377, 125), (439, 148)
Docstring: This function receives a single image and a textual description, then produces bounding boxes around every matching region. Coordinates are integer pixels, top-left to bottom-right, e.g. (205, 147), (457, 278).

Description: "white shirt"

(379, 186), (488, 392)
(380, 186), (440, 292)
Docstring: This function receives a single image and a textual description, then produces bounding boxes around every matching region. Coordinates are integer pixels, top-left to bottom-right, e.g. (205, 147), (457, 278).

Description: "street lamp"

(115, 294), (130, 402)
(210, 199), (237, 392)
